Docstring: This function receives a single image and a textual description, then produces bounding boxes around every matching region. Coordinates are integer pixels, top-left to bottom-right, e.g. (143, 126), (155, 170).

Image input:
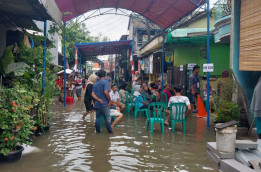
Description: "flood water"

(0, 100), (219, 172)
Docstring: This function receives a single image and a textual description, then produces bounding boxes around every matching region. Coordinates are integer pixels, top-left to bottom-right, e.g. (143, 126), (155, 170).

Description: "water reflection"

(0, 100), (218, 172)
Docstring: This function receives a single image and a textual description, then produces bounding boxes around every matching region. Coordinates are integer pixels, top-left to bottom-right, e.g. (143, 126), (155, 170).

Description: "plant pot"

(0, 145), (24, 162)
(215, 125), (237, 153)
(34, 127), (42, 136)
(43, 124), (50, 132)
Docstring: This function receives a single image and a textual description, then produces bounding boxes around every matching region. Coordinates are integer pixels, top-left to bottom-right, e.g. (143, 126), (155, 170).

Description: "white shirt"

(132, 75), (141, 86)
(110, 91), (120, 102)
(168, 96), (190, 120)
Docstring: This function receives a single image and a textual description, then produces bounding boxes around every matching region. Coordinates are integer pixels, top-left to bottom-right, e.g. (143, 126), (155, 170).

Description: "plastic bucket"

(215, 125), (237, 153)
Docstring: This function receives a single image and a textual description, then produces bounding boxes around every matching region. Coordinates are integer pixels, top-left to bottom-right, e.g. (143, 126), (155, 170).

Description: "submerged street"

(0, 100), (218, 172)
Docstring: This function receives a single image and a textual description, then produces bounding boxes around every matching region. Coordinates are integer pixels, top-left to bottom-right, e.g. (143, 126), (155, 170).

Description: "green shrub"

(215, 101), (241, 123)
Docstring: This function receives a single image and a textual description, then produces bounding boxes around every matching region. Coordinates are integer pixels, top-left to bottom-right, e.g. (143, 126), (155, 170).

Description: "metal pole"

(126, 48), (129, 82)
(206, 0), (210, 127)
(79, 52), (82, 75)
(131, 40), (134, 80)
(161, 31), (165, 90)
(63, 23), (67, 107)
(42, 20), (47, 95)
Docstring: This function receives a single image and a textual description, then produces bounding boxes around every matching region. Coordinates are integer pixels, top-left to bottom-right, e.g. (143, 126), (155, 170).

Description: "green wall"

(173, 44), (230, 76)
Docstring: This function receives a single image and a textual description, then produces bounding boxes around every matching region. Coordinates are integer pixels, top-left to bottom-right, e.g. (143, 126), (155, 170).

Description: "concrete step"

(207, 142), (234, 159)
(220, 159), (255, 172)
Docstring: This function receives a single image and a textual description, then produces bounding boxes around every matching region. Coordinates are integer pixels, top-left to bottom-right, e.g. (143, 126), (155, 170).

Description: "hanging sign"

(180, 65), (184, 71)
(149, 55), (153, 74)
(203, 63), (214, 72)
(165, 52), (174, 63)
(187, 63), (196, 70)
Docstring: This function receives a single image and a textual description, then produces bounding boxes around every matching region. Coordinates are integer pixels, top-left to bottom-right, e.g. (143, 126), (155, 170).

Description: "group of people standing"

(55, 71), (87, 102)
(82, 70), (124, 133)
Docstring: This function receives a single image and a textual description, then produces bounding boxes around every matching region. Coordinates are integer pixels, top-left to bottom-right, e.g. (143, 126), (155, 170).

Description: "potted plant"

(214, 101), (241, 123)
(214, 101), (240, 153)
(0, 85), (37, 162)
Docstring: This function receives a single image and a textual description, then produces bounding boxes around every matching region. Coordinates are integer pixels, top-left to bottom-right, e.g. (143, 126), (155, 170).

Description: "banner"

(138, 60), (141, 73)
(149, 55), (153, 74)
(73, 47), (78, 71)
(130, 50), (134, 75)
(141, 58), (145, 71)
(165, 51), (174, 63)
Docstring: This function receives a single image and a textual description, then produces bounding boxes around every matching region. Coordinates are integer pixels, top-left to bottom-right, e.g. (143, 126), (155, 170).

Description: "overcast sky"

(81, 0), (218, 41)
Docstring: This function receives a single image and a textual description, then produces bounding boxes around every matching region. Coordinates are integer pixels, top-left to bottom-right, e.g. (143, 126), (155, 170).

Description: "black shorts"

(188, 93), (199, 104)
(84, 100), (94, 111)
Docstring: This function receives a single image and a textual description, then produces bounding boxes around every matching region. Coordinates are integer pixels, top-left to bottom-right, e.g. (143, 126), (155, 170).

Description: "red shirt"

(163, 89), (172, 102)
(55, 79), (63, 87)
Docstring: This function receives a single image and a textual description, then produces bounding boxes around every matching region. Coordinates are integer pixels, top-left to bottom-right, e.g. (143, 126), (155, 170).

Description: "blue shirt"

(135, 95), (144, 108)
(92, 79), (110, 108)
(189, 73), (200, 94)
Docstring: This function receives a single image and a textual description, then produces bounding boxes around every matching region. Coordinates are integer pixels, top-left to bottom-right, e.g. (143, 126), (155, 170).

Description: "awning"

(76, 40), (132, 57)
(0, 0), (62, 26)
(0, 16), (39, 30)
(55, 0), (206, 29)
(140, 35), (163, 56)
(166, 28), (215, 44)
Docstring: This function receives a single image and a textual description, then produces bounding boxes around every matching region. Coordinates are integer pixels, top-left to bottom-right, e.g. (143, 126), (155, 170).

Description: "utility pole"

(109, 55), (113, 73)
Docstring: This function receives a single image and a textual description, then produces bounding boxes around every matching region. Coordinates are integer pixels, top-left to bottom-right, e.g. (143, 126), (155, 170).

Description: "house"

(0, 0), (62, 65)
(230, 0), (261, 123)
(139, 7), (231, 88)
(34, 21), (62, 66)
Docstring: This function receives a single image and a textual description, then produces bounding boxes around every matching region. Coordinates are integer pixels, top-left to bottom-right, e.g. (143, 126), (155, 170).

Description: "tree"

(62, 21), (109, 67)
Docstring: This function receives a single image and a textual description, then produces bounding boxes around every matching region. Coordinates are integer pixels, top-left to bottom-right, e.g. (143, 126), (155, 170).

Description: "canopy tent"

(75, 40), (132, 57)
(74, 40), (132, 78)
(55, 0), (206, 29)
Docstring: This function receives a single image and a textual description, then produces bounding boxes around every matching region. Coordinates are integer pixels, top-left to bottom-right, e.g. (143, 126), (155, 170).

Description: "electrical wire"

(90, 17), (127, 33)
(86, 15), (118, 29)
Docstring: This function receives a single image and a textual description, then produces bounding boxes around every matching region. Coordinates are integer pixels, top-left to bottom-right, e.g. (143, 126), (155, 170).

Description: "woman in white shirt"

(110, 84), (125, 111)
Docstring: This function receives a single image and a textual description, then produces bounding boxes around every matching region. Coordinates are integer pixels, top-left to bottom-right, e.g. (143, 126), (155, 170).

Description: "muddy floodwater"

(0, 100), (219, 172)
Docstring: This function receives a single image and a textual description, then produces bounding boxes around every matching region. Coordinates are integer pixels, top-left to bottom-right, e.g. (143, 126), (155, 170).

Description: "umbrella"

(57, 69), (73, 75)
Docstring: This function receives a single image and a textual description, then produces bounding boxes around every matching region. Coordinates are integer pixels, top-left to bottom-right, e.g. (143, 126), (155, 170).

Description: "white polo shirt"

(168, 96), (190, 120)
(110, 91), (120, 102)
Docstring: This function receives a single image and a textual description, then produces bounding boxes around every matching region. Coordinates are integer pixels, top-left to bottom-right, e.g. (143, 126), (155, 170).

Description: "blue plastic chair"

(169, 103), (187, 134)
(125, 92), (135, 114)
(146, 102), (167, 134)
(133, 95), (149, 119)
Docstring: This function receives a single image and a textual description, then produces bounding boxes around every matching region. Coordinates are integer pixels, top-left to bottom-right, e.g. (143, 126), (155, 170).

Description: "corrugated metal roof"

(55, 0), (206, 29)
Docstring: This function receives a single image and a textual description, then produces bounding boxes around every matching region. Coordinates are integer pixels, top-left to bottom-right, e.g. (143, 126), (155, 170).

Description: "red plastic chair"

(66, 97), (74, 104)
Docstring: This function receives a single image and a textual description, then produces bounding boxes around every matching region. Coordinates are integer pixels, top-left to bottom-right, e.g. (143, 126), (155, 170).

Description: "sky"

(81, 0), (218, 41)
